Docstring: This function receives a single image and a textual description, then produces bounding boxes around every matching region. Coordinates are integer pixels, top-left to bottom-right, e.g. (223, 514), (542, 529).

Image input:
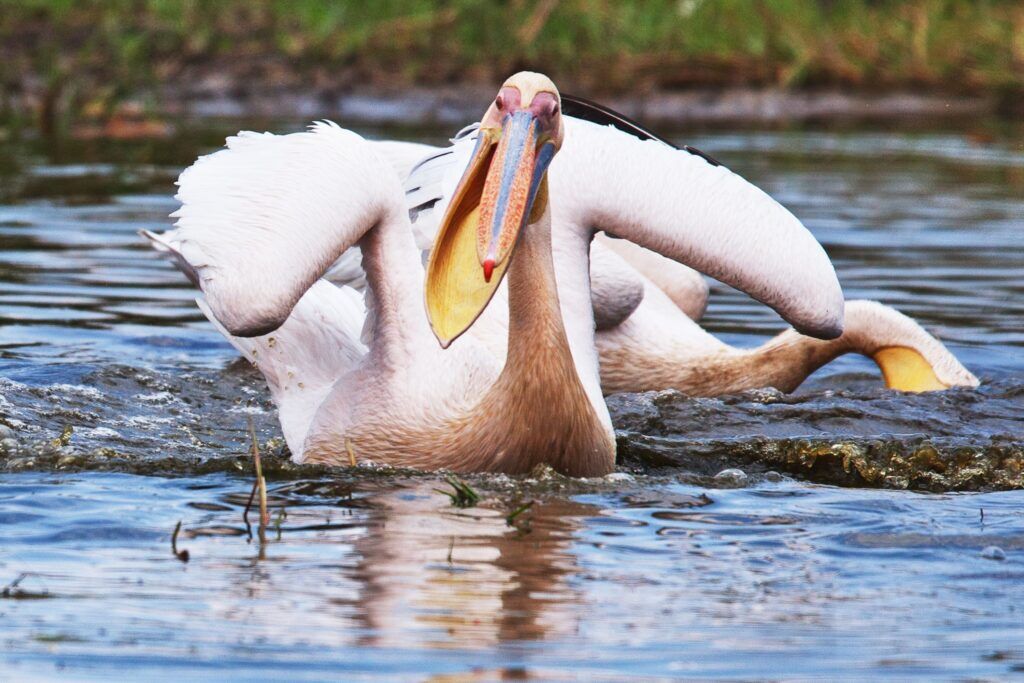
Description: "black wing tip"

(407, 149), (455, 179)
(561, 94), (722, 167)
(561, 94), (678, 149)
(681, 145), (723, 168)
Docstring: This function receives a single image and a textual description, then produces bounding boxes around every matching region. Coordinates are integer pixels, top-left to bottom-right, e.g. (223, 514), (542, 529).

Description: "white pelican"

(365, 102), (976, 396)
(145, 72), (844, 475)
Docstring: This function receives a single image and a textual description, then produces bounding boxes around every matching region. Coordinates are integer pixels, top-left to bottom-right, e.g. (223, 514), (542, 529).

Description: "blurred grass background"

(1, 0), (1021, 131)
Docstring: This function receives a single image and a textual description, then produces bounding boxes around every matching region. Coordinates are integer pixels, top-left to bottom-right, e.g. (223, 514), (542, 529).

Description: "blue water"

(1, 120), (1022, 679)
(2, 474), (1022, 680)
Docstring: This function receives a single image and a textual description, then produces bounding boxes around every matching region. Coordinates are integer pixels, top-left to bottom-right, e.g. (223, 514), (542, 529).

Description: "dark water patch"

(843, 531), (1024, 551)
(187, 501), (233, 512)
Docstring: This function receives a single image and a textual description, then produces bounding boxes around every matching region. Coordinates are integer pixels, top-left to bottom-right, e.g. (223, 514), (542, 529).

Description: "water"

(1, 119), (1022, 679)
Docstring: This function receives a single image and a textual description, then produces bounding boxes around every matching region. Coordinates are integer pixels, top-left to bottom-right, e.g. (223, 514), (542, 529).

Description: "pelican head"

(425, 71), (563, 347)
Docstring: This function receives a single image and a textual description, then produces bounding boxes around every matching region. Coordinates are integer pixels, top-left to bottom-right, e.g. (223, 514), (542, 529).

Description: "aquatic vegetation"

(248, 418), (270, 527)
(505, 500), (534, 527)
(617, 432), (1024, 491)
(0, 573), (52, 601)
(434, 475), (481, 508)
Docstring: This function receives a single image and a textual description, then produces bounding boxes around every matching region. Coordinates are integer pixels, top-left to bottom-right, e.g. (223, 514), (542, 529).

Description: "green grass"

(1, 0), (1021, 129)
(434, 475), (481, 508)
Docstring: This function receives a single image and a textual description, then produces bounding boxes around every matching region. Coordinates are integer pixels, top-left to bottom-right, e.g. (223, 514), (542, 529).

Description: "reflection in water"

(353, 483), (593, 650)
(2, 472), (1023, 680)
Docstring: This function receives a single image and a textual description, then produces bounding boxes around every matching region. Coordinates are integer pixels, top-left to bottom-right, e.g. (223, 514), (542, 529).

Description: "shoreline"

(4, 2), (1019, 135)
(8, 83), (1007, 140)
(173, 85), (998, 127)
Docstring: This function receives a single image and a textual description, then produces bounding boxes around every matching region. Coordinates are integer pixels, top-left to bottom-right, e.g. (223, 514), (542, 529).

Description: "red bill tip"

(482, 258), (495, 282)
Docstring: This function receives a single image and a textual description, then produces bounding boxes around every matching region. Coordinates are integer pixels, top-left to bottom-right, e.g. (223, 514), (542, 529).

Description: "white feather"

(197, 280), (368, 453)
(370, 139), (439, 181)
(166, 121), (404, 337)
(550, 118), (844, 338)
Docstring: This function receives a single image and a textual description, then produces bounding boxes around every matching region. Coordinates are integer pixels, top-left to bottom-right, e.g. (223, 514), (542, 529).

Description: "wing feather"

(554, 118), (844, 338)
(149, 121), (403, 337)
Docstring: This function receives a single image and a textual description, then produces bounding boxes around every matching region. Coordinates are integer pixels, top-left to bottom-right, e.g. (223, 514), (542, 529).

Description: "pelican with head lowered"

(145, 71), (845, 475)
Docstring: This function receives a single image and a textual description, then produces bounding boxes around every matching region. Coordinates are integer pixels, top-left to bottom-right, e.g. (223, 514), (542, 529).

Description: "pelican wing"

(144, 121), (403, 337)
(197, 281), (368, 453)
(392, 130), (709, 326)
(594, 233), (708, 320)
(370, 139), (440, 181)
(553, 118), (844, 338)
(401, 134), (476, 251)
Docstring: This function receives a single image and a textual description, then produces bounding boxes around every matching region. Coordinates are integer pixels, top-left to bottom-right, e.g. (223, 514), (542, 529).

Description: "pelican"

(594, 270), (979, 395)
(145, 72), (844, 475)
(363, 103), (976, 396)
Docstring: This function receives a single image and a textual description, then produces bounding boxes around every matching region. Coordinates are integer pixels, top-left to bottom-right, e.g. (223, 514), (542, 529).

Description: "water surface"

(1, 119), (1022, 679)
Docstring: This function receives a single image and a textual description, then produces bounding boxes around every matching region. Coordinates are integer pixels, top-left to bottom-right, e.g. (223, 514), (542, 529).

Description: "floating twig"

(434, 475), (480, 508)
(1, 573), (28, 598)
(243, 478), (258, 537)
(1, 573), (51, 600)
(171, 520), (190, 562)
(447, 536), (455, 564)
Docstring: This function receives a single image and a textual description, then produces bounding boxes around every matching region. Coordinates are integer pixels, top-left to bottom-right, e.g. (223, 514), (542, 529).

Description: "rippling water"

(1, 120), (1022, 679)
